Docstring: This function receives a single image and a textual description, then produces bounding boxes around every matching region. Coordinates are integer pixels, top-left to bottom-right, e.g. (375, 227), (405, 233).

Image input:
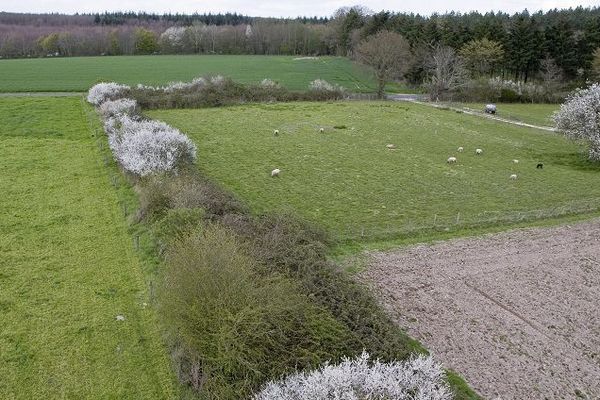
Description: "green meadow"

(0, 96), (175, 398)
(149, 101), (600, 247)
(0, 55), (381, 93)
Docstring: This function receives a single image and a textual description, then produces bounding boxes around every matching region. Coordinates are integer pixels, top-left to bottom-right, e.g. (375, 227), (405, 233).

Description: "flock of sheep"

(446, 146), (526, 180)
(271, 127), (325, 177)
(268, 127), (540, 180)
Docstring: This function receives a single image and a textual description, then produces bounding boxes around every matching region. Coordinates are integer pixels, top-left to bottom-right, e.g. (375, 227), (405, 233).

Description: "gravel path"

(359, 219), (600, 399)
(387, 93), (556, 132)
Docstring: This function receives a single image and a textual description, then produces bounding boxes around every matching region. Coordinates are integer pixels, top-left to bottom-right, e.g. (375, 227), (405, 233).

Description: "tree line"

(1, 7), (599, 83)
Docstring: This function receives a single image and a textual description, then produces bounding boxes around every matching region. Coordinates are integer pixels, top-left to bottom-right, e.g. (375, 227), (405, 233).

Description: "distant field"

(0, 97), (175, 398)
(150, 101), (600, 245)
(454, 102), (559, 127)
(0, 55), (382, 93)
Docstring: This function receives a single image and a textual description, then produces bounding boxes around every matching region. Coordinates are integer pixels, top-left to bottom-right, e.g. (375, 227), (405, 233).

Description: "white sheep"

(386, 144), (396, 149)
(510, 174), (517, 180)
(271, 168), (281, 177)
(273, 129), (280, 136)
(447, 156), (457, 163)
(475, 148), (483, 155)
(457, 146), (464, 152)
(512, 159), (519, 164)
(319, 127), (325, 133)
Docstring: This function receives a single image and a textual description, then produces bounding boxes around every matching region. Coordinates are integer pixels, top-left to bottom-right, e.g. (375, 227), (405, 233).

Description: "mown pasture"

(0, 55), (383, 93)
(149, 101), (600, 248)
(0, 96), (175, 398)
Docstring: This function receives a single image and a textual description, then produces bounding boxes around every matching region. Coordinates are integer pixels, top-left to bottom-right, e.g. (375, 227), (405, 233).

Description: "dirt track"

(359, 219), (600, 399)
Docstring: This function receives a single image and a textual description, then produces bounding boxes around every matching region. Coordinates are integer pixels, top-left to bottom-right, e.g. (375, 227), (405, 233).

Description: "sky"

(1, 0), (598, 17)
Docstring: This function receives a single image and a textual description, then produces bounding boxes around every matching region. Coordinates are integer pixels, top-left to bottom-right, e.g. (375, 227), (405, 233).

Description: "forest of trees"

(1, 7), (600, 83)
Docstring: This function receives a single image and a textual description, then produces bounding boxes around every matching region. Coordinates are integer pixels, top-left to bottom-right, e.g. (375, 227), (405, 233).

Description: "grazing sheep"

(485, 104), (497, 114)
(447, 156), (457, 163)
(513, 159), (519, 164)
(510, 174), (517, 180)
(386, 144), (396, 149)
(537, 163), (544, 169)
(475, 148), (483, 155)
(271, 168), (281, 177)
(319, 127), (325, 133)
(273, 129), (279, 136)
(457, 146), (464, 152)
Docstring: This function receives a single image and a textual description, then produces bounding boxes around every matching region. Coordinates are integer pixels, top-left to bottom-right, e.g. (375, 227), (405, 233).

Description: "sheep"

(513, 159), (519, 164)
(319, 127), (325, 133)
(386, 144), (396, 149)
(475, 148), (483, 155)
(273, 129), (280, 136)
(537, 163), (544, 169)
(510, 174), (517, 180)
(271, 168), (281, 177)
(485, 104), (497, 114)
(457, 146), (464, 152)
(447, 156), (457, 163)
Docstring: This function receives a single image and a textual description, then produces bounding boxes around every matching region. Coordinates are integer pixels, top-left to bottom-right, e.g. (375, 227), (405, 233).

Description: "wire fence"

(337, 198), (600, 243)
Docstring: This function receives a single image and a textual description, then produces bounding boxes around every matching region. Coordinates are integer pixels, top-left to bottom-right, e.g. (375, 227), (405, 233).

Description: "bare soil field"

(360, 219), (600, 399)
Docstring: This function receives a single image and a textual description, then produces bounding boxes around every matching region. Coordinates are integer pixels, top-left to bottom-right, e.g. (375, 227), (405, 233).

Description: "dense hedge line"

(88, 81), (480, 399)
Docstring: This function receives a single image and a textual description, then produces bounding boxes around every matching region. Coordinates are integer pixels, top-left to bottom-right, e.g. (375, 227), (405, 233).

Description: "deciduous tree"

(459, 38), (504, 76)
(355, 30), (411, 98)
(425, 45), (468, 101)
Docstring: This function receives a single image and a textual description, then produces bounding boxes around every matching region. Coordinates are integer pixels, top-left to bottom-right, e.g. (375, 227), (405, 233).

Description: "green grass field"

(0, 55), (384, 93)
(149, 101), (600, 246)
(454, 102), (559, 127)
(0, 96), (175, 398)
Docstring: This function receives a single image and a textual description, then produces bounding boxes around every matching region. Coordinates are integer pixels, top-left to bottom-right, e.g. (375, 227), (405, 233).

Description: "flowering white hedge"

(99, 98), (137, 118)
(554, 83), (600, 161)
(210, 75), (226, 85)
(261, 78), (280, 89)
(107, 115), (197, 176)
(253, 352), (452, 400)
(487, 77), (544, 99)
(309, 79), (343, 92)
(87, 82), (130, 105)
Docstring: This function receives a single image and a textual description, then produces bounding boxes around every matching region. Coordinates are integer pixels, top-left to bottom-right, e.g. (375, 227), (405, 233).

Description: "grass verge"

(0, 96), (176, 398)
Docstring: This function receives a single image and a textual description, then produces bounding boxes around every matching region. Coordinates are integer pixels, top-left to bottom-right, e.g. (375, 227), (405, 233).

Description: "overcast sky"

(1, 0), (598, 17)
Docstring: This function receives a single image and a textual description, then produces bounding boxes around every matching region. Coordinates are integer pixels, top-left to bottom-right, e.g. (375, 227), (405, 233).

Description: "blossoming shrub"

(107, 115), (197, 176)
(554, 83), (600, 161)
(260, 78), (281, 88)
(254, 352), (452, 400)
(99, 98), (138, 118)
(87, 82), (130, 105)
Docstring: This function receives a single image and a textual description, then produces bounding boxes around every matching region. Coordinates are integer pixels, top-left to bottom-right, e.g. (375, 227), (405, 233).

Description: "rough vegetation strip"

(359, 219), (600, 399)
(0, 96), (176, 399)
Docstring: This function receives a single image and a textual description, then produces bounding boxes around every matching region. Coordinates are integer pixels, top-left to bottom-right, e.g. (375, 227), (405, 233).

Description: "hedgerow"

(159, 225), (352, 398)
(107, 115), (197, 176)
(87, 79), (476, 400)
(87, 82), (130, 105)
